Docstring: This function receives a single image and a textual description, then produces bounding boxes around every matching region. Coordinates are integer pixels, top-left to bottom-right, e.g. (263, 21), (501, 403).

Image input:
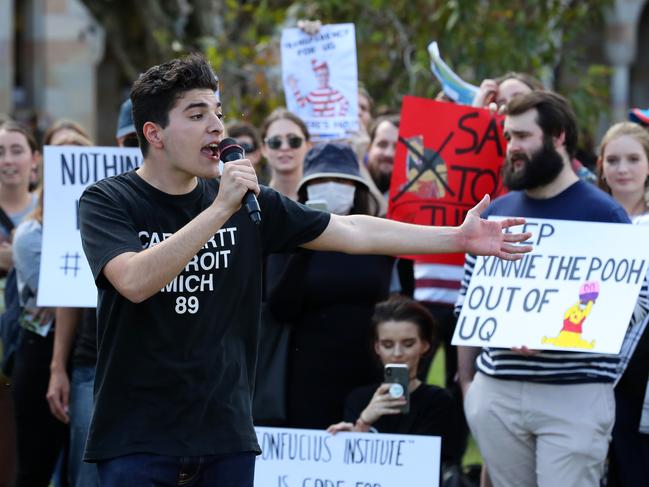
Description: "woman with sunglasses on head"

(596, 122), (649, 487)
(260, 108), (311, 200)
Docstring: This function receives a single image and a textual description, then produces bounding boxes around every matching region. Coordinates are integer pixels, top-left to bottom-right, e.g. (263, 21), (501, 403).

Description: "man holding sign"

(78, 54), (531, 486)
(456, 91), (648, 487)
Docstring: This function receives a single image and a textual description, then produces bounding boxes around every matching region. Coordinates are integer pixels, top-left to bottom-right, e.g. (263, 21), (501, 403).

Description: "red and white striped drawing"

(287, 59), (349, 118)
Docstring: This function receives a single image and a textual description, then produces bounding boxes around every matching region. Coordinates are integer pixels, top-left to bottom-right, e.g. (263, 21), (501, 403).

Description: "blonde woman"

(597, 121), (649, 485)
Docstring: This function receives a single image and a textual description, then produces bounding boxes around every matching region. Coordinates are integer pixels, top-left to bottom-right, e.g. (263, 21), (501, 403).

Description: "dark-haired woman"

(327, 296), (462, 468)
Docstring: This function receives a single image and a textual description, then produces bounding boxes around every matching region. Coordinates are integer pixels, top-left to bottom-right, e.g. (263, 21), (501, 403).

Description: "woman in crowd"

(4, 120), (69, 486)
(327, 295), (463, 468)
(597, 121), (649, 486)
(44, 129), (100, 487)
(267, 142), (390, 429)
(260, 108), (311, 200)
(0, 122), (39, 272)
(253, 109), (311, 425)
(598, 122), (649, 220)
(43, 119), (90, 147)
(0, 121), (41, 487)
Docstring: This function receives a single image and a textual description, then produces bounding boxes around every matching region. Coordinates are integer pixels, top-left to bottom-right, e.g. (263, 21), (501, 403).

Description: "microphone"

(218, 138), (262, 225)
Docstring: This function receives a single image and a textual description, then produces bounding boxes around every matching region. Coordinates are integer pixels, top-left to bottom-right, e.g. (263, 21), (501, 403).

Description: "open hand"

(460, 195), (532, 260)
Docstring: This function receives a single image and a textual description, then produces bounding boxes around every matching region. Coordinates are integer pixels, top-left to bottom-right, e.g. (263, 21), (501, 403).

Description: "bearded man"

(456, 91), (648, 487)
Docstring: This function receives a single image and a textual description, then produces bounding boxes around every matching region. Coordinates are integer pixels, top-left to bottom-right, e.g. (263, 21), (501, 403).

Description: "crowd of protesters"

(0, 20), (648, 487)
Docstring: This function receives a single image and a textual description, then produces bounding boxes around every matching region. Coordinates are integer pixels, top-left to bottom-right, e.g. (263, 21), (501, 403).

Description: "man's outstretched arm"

(303, 194), (532, 260)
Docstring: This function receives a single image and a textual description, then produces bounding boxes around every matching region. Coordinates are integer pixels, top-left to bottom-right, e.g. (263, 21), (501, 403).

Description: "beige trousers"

(464, 372), (614, 487)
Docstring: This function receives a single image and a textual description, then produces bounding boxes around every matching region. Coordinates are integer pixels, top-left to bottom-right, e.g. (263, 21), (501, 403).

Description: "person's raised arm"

(101, 160), (259, 303)
(303, 194), (531, 260)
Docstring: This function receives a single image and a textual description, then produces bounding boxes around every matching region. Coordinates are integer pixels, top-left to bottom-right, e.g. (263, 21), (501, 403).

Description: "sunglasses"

(265, 134), (304, 150)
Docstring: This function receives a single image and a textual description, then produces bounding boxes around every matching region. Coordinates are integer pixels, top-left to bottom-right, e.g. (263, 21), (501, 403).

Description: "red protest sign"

(388, 96), (507, 265)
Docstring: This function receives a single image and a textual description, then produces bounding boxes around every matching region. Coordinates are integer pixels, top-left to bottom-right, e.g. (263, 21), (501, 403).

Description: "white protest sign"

(453, 218), (649, 354)
(38, 145), (142, 307)
(254, 427), (440, 487)
(281, 23), (359, 141)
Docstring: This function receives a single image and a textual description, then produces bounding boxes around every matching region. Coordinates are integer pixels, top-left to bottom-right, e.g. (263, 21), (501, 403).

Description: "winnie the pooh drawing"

(542, 281), (599, 349)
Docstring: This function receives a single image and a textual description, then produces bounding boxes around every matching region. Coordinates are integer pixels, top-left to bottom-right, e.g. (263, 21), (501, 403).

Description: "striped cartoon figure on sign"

(287, 59), (349, 118)
(542, 281), (599, 350)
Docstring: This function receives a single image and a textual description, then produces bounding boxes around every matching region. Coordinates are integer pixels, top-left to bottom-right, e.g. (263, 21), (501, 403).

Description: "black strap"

(0, 207), (14, 234)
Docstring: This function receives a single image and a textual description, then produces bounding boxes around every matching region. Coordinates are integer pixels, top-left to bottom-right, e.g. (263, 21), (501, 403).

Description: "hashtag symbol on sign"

(60, 252), (81, 277)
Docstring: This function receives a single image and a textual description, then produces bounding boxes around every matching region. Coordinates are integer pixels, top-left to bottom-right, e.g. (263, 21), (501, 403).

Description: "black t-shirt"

(343, 383), (463, 465)
(79, 171), (329, 461)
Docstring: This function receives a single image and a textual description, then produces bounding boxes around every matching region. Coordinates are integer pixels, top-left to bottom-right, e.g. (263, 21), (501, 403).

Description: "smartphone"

(305, 199), (328, 211)
(384, 364), (409, 414)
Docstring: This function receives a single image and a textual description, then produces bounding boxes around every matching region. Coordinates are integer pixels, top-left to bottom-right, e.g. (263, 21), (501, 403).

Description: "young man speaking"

(79, 54), (530, 486)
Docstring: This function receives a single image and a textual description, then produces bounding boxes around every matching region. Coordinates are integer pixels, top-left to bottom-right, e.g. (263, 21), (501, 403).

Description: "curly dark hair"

(130, 53), (219, 157)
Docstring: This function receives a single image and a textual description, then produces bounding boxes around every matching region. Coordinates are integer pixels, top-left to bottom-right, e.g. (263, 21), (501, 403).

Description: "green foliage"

(203, 1), (291, 125)
(81, 0), (613, 144)
(295, 0), (612, 137)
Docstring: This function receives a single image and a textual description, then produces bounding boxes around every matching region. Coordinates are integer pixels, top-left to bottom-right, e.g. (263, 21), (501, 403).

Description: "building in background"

(0, 0), (126, 145)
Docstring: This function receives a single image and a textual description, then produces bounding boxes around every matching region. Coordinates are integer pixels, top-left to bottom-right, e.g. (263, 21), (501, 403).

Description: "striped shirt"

(414, 262), (463, 305)
(454, 182), (649, 383)
(293, 87), (349, 117)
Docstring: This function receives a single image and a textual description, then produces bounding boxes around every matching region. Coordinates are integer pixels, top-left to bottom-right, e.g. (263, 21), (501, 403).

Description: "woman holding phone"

(327, 296), (462, 467)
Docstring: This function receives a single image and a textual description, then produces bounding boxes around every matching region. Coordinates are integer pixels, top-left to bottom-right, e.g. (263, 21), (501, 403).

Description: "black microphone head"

(218, 138), (244, 162)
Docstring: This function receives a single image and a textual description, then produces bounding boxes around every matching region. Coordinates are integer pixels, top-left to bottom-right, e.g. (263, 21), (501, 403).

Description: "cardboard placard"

(281, 23), (359, 141)
(388, 96), (507, 264)
(38, 145), (142, 307)
(254, 427), (440, 487)
(452, 218), (649, 354)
